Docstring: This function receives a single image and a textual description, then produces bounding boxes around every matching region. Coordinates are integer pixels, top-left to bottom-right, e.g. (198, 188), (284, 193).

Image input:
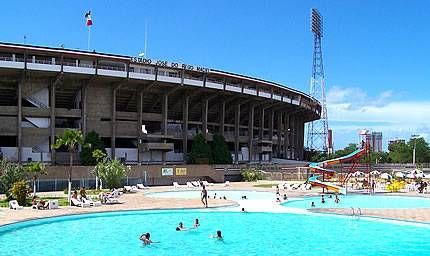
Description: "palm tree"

(25, 162), (47, 197)
(92, 149), (107, 190)
(53, 129), (84, 205)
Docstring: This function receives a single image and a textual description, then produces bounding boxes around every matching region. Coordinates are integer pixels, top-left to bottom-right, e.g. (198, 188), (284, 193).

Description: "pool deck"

(1, 181), (430, 225)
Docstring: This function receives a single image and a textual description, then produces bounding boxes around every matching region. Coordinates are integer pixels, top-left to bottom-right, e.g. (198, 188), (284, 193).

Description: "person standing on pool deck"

(321, 195), (325, 204)
(201, 185), (208, 208)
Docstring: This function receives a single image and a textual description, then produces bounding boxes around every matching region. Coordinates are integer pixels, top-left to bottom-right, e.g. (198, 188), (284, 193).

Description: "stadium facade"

(0, 42), (321, 165)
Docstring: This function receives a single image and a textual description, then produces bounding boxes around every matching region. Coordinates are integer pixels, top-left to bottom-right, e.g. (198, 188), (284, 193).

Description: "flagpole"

(87, 25), (91, 51)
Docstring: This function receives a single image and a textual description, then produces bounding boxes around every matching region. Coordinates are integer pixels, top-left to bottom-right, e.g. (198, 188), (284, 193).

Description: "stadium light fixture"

(311, 8), (323, 37)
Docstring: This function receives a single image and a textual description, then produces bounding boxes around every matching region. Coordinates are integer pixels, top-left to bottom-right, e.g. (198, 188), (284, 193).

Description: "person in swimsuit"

(211, 230), (223, 240)
(139, 233), (153, 245)
(176, 222), (189, 231)
(194, 218), (200, 228)
(201, 185), (208, 208)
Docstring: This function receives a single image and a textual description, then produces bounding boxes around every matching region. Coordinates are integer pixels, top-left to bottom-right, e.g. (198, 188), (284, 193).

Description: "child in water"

(210, 230), (223, 240)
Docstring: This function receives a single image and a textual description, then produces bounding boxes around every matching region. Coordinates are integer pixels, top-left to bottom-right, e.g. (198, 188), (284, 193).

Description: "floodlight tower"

(307, 8), (330, 154)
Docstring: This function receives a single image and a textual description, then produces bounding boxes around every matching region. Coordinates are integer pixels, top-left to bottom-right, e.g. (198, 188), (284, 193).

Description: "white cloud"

(324, 86), (430, 149)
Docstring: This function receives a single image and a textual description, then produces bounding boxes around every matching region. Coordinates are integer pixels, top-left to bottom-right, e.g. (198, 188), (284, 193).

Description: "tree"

(211, 133), (232, 164)
(80, 131), (106, 165)
(25, 162), (47, 196)
(97, 159), (128, 189)
(188, 134), (212, 164)
(408, 137), (430, 163)
(388, 141), (411, 163)
(53, 129), (84, 205)
(92, 149), (107, 190)
(9, 180), (30, 206)
(0, 160), (25, 196)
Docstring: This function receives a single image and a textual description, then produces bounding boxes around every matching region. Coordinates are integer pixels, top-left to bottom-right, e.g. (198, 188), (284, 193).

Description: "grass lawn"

(253, 183), (277, 188)
(0, 196), (69, 208)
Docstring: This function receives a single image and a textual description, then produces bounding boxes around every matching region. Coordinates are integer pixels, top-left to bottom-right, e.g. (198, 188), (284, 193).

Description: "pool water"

(0, 210), (429, 256)
(283, 195), (430, 209)
(147, 190), (275, 201)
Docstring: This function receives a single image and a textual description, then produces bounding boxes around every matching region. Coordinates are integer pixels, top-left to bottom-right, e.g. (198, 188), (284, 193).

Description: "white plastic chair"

(9, 200), (24, 210)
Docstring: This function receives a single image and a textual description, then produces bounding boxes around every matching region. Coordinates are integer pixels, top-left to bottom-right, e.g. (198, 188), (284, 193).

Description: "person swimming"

(194, 218), (200, 228)
(311, 201), (315, 207)
(211, 230), (223, 240)
(335, 195), (340, 203)
(139, 233), (153, 245)
(176, 222), (188, 231)
(321, 195), (325, 204)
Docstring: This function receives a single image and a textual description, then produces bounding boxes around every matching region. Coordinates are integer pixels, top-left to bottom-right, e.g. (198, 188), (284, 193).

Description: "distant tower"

(306, 8), (330, 154)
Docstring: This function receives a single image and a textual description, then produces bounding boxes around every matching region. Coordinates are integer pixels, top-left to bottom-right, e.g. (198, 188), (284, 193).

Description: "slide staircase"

(308, 148), (367, 194)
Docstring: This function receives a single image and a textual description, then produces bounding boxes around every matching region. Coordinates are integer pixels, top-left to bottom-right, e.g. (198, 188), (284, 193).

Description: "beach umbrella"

(370, 170), (381, 175)
(352, 171), (365, 177)
(395, 172), (405, 178)
(380, 173), (392, 180)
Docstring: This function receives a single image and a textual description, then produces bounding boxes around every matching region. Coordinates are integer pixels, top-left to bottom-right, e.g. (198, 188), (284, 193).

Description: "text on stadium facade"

(130, 57), (210, 73)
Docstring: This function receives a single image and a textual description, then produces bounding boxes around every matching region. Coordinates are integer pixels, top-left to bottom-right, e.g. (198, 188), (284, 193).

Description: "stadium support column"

(268, 109), (274, 162)
(296, 117), (303, 160)
(284, 113), (290, 159)
(299, 118), (304, 160)
(259, 108), (265, 162)
(277, 112), (282, 158)
(202, 98), (208, 140)
(290, 116), (296, 159)
(17, 81), (22, 163)
(182, 96), (189, 160)
(50, 81), (56, 164)
(111, 87), (117, 159)
(81, 82), (88, 135)
(219, 100), (225, 137)
(248, 104), (254, 162)
(161, 94), (168, 164)
(137, 90), (143, 165)
(234, 104), (240, 163)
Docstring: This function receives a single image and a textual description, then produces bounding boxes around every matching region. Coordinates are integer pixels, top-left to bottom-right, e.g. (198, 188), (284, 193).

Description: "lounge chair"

(173, 182), (185, 189)
(136, 183), (149, 189)
(283, 183), (293, 190)
(124, 186), (139, 193)
(291, 184), (301, 190)
(202, 181), (214, 186)
(83, 197), (102, 207)
(70, 198), (91, 208)
(299, 184), (307, 190)
(187, 182), (194, 188)
(191, 181), (201, 187)
(9, 200), (24, 210)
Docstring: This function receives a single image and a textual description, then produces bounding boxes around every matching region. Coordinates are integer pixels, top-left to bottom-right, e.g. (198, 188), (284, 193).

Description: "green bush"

(241, 168), (263, 182)
(97, 159), (129, 189)
(0, 160), (25, 195)
(9, 180), (30, 206)
(188, 134), (212, 164)
(211, 133), (232, 164)
(80, 131), (107, 165)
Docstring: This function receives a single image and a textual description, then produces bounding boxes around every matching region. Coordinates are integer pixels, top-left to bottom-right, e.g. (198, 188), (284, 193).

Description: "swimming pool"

(0, 210), (429, 256)
(147, 190), (275, 201)
(283, 195), (430, 209)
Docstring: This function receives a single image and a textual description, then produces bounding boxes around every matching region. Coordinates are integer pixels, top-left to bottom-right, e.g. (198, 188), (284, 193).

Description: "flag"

(85, 11), (93, 26)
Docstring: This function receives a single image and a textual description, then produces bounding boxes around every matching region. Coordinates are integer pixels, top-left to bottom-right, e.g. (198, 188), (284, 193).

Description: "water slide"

(308, 148), (367, 194)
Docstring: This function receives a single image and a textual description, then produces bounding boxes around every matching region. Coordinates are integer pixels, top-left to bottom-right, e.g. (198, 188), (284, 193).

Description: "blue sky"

(1, 1), (429, 150)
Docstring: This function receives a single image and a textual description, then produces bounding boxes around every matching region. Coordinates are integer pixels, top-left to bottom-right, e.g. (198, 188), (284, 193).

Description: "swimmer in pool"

(194, 218), (200, 228)
(335, 195), (340, 203)
(311, 201), (315, 207)
(210, 230), (223, 240)
(139, 233), (154, 245)
(176, 222), (189, 231)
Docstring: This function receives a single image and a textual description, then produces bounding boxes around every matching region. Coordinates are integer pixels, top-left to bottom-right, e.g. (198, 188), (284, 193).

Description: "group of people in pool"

(275, 185), (288, 203)
(140, 218), (223, 245)
(310, 194), (340, 207)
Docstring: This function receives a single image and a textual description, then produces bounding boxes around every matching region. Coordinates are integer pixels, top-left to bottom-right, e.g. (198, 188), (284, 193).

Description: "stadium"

(0, 42), (321, 167)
